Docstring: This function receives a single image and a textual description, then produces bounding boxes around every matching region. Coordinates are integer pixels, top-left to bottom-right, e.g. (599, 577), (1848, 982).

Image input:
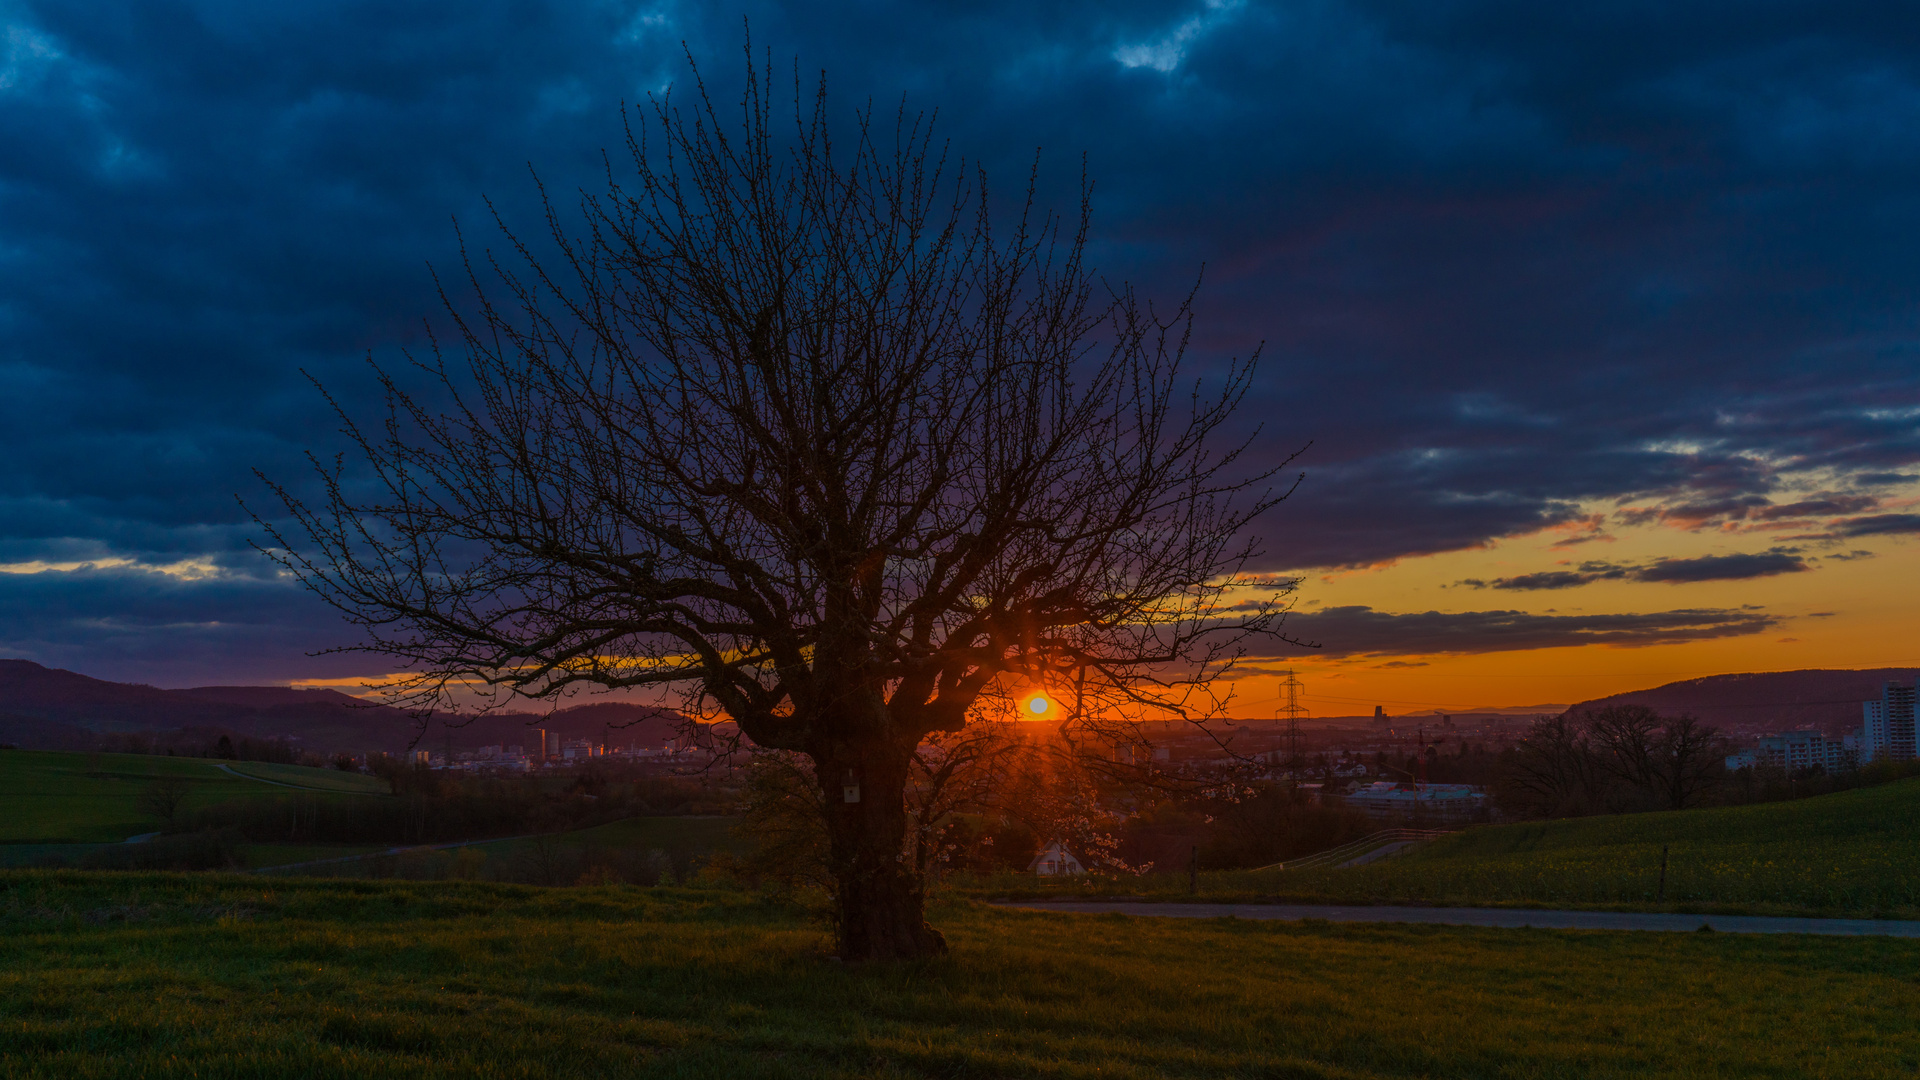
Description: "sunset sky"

(3, 2), (1918, 712)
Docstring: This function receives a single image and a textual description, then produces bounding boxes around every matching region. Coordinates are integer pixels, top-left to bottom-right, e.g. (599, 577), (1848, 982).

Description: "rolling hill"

(0, 659), (688, 756)
(1565, 667), (1910, 734)
(1222, 774), (1920, 915)
(0, 750), (387, 845)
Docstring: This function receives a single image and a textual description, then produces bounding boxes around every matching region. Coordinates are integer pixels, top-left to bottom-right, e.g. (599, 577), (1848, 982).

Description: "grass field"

(972, 777), (1920, 918)
(0, 750), (742, 877)
(471, 814), (742, 860)
(218, 760), (389, 794)
(2, 871), (1917, 1078)
(237, 843), (393, 869)
(0, 751), (383, 845)
(257, 815), (747, 883)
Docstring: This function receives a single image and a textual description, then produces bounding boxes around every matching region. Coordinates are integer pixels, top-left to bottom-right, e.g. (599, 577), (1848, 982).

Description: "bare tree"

(1584, 704), (1723, 812)
(1650, 713), (1724, 811)
(139, 776), (193, 826)
(1504, 705), (1725, 818)
(1497, 714), (1598, 817)
(1584, 704), (1665, 806)
(260, 51), (1297, 960)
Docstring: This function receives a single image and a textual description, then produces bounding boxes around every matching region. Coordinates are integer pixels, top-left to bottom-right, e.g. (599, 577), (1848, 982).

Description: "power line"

(1368, 664), (1920, 679)
(1231, 663), (1920, 710)
(1307, 694), (1500, 710)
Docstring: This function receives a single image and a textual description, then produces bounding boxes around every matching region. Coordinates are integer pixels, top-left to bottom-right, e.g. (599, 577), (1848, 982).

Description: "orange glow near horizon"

(287, 506), (1920, 720)
(1229, 504), (1920, 717)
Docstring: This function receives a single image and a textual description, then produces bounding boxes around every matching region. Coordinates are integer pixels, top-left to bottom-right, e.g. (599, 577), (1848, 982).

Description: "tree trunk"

(816, 747), (948, 961)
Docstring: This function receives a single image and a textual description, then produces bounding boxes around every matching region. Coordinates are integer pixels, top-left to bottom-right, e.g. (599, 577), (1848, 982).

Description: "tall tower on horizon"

(1277, 669), (1307, 770)
(1863, 676), (1917, 761)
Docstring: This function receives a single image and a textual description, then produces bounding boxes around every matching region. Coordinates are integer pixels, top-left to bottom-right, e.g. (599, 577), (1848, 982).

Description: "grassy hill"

(0, 750), (387, 845)
(2, 871), (1916, 1078)
(969, 777), (1920, 918)
(1, 750), (742, 877)
(250, 814), (746, 883)
(0, 658), (692, 755)
(470, 814), (740, 863)
(217, 760), (388, 794)
(1259, 778), (1920, 915)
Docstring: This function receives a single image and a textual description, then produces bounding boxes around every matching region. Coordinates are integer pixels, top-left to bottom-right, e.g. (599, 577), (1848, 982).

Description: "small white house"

(1026, 840), (1085, 877)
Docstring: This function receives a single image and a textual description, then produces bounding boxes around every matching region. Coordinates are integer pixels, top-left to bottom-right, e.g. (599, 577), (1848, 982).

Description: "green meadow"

(253, 813), (746, 882)
(216, 760), (389, 794)
(1, 750), (745, 877)
(2, 871), (1917, 1079)
(7, 757), (1920, 1075)
(465, 814), (741, 861)
(972, 776), (1920, 918)
(0, 751), (377, 845)
(14, 748), (1920, 916)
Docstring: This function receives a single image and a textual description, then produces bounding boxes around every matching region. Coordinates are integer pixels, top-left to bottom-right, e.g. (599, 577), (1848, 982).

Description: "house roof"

(1025, 841), (1082, 871)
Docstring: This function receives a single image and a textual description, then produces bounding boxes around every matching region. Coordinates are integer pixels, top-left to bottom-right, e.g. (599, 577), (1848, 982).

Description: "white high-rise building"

(1863, 677), (1917, 762)
(1754, 730), (1860, 772)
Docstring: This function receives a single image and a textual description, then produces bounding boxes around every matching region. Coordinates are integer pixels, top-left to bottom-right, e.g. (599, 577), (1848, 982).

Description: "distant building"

(1335, 781), (1485, 821)
(1748, 730), (1861, 772)
(1863, 677), (1917, 761)
(1027, 841), (1085, 877)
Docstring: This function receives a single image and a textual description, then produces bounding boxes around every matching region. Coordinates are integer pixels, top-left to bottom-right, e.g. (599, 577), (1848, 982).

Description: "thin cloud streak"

(1256, 605), (1779, 660)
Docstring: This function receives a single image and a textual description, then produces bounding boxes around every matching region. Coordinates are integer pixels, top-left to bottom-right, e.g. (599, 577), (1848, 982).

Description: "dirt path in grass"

(212, 763), (315, 789)
(996, 901), (1920, 937)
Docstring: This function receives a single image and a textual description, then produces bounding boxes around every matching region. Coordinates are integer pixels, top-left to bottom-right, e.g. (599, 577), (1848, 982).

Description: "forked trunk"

(817, 748), (947, 961)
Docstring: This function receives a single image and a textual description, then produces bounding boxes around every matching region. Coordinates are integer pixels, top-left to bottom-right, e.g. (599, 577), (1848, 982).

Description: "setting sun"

(1027, 696), (1051, 716)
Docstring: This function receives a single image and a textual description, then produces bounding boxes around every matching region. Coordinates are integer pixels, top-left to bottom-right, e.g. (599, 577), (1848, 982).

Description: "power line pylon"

(1277, 669), (1307, 773)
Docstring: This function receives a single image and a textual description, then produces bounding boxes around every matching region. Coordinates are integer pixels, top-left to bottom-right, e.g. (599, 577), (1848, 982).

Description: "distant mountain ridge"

(10, 659), (1897, 754)
(1566, 668), (1913, 736)
(0, 659), (688, 754)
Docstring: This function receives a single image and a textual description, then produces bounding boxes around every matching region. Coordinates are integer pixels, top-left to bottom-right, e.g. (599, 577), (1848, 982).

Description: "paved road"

(212, 763), (311, 789)
(996, 900), (1920, 937)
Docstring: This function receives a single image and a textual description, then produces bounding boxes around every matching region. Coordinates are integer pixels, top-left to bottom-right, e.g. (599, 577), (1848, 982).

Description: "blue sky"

(4, 1), (1919, 695)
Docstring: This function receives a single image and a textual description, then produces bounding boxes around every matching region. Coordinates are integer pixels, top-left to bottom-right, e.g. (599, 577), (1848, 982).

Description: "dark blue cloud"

(1255, 604), (1780, 658)
(1458, 548), (1812, 588)
(1837, 513), (1920, 536)
(3, 0), (1919, 681)
(0, 563), (364, 685)
(1464, 569), (1620, 591)
(1631, 551), (1811, 583)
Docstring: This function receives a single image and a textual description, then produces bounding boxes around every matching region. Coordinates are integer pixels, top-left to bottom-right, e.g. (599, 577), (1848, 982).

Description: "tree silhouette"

(139, 776), (193, 825)
(262, 50), (1298, 960)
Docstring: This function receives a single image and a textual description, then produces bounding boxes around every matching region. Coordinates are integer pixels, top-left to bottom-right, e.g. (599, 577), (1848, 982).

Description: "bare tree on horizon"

(258, 49), (1301, 960)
